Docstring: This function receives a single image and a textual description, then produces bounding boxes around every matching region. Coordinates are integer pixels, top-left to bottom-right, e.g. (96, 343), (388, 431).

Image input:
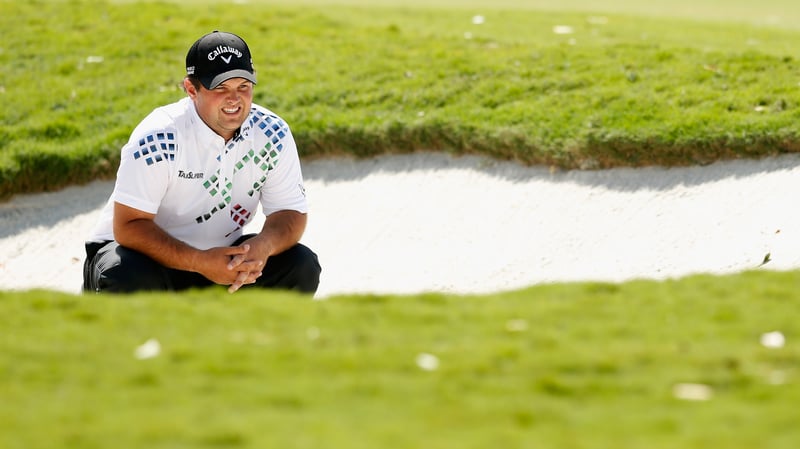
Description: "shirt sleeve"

(259, 125), (309, 216)
(112, 130), (172, 214)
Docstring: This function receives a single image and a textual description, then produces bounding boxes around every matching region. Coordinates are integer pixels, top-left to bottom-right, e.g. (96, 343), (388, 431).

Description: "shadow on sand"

(0, 180), (114, 240)
(304, 151), (800, 191)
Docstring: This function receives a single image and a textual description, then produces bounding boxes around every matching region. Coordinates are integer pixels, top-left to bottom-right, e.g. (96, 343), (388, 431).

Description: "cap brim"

(202, 70), (257, 89)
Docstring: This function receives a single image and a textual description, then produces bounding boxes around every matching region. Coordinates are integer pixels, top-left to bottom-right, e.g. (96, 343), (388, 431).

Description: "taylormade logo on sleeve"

(207, 46), (242, 62)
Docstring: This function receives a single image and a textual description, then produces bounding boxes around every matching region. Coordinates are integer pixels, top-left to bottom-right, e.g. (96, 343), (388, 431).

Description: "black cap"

(186, 31), (257, 89)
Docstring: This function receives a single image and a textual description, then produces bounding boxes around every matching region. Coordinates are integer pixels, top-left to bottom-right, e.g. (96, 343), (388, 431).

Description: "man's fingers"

(237, 243), (252, 253)
(230, 259), (263, 272)
(226, 244), (251, 270)
(227, 254), (246, 270)
(228, 270), (262, 293)
(224, 244), (250, 256)
(228, 271), (249, 293)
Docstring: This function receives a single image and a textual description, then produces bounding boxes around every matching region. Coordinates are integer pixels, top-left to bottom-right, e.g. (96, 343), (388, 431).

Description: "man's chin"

(221, 117), (246, 131)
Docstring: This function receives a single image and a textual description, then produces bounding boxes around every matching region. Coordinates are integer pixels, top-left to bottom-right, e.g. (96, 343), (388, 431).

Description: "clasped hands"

(201, 243), (266, 293)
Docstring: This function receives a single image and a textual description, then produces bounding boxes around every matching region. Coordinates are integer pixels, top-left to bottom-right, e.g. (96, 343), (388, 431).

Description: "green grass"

(3, 0), (800, 198)
(4, 4), (800, 445)
(136, 0), (800, 27)
(3, 270), (800, 448)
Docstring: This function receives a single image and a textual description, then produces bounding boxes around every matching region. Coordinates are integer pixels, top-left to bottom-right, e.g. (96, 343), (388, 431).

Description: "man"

(83, 31), (321, 294)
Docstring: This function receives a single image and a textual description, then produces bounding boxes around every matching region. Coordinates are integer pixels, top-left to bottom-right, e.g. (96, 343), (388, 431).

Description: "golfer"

(83, 31), (321, 294)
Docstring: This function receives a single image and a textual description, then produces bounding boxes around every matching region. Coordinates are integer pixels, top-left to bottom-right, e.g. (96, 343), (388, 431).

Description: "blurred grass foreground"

(2, 270), (800, 448)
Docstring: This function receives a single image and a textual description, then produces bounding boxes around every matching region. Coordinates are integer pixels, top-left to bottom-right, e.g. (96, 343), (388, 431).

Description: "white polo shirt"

(89, 97), (308, 250)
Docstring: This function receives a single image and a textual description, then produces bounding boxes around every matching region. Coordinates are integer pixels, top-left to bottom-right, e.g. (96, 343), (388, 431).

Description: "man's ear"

(183, 78), (197, 98)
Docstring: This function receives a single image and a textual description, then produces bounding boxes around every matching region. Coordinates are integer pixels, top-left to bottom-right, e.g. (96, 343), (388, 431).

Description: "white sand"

(2, 152), (800, 298)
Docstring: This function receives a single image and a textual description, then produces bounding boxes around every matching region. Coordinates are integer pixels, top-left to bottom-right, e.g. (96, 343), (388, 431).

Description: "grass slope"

(2, 270), (800, 448)
(2, 0), (800, 198)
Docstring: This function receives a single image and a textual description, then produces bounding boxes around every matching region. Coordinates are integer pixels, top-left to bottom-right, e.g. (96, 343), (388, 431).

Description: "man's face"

(185, 77), (253, 141)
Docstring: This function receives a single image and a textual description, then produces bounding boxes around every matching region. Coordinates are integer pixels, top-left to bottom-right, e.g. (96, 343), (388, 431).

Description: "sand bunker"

(2, 152), (799, 298)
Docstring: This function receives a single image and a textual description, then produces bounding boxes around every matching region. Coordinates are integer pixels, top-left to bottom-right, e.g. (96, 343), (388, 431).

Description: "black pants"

(82, 234), (321, 294)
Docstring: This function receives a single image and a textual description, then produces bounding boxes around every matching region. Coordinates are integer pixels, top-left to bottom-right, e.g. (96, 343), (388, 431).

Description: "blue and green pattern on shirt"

(133, 132), (176, 166)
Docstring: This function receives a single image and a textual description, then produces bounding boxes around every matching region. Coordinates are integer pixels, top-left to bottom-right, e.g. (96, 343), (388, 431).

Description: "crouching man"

(83, 31), (320, 294)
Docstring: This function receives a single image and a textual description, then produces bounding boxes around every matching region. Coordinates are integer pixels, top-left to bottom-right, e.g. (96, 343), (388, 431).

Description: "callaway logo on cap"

(186, 31), (257, 89)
